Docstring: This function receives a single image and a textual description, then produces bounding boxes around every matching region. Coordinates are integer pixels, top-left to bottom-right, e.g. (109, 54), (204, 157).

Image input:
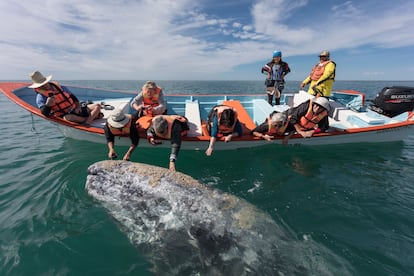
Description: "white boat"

(1, 82), (413, 150)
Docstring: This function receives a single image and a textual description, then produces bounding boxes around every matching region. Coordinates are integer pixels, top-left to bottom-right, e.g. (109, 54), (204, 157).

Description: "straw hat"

(107, 108), (130, 128)
(28, 71), (52, 88)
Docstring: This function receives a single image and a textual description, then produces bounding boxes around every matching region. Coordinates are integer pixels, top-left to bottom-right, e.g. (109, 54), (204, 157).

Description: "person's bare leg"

(85, 104), (102, 124)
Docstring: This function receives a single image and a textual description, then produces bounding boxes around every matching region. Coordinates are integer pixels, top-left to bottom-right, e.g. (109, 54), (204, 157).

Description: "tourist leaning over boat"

(130, 81), (166, 117)
(300, 50), (336, 97)
(147, 115), (189, 171)
(29, 71), (102, 124)
(104, 108), (140, 161)
(251, 112), (289, 141)
(261, 50), (291, 105)
(283, 97), (330, 143)
(205, 105), (243, 156)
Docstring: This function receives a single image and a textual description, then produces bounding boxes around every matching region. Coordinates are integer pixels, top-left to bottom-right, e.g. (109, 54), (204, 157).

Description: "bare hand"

(108, 150), (118, 159)
(224, 134), (233, 142)
(263, 134), (274, 141)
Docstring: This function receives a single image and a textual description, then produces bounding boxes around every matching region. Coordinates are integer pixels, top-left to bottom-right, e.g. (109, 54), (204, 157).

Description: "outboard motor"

(370, 86), (414, 117)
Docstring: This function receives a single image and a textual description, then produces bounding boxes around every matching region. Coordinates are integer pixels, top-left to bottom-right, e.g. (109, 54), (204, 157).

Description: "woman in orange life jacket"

(104, 108), (140, 161)
(146, 115), (189, 171)
(300, 50), (336, 97)
(251, 112), (289, 142)
(205, 105), (243, 156)
(130, 81), (167, 117)
(284, 97), (330, 143)
(29, 71), (102, 124)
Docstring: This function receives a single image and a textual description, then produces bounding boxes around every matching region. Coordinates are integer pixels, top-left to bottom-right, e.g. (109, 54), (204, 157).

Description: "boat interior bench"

(252, 99), (290, 125)
(90, 98), (131, 128)
(185, 100), (203, 137)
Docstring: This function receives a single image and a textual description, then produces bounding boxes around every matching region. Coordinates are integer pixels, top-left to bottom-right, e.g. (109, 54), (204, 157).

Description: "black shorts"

(69, 104), (89, 117)
(265, 79), (275, 87)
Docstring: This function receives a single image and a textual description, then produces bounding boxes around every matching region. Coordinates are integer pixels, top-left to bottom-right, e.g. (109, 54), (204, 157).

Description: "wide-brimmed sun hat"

(107, 108), (130, 128)
(313, 97), (330, 111)
(28, 71), (52, 88)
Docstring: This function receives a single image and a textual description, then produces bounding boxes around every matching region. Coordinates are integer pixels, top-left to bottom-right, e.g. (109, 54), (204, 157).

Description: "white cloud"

(0, 0), (413, 80)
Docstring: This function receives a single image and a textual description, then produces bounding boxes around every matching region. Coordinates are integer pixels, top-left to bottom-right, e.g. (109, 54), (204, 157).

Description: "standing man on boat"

(29, 71), (102, 124)
(146, 115), (189, 171)
(300, 51), (336, 97)
(205, 105), (243, 156)
(104, 108), (140, 161)
(261, 50), (291, 105)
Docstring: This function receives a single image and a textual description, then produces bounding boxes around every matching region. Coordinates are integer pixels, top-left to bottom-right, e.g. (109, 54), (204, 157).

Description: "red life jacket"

(142, 87), (162, 116)
(298, 99), (328, 131)
(309, 60), (335, 81)
(214, 106), (238, 135)
(152, 115), (188, 139)
(35, 82), (77, 117)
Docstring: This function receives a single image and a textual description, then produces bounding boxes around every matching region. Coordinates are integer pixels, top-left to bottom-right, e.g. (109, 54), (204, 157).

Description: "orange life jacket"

(142, 87), (162, 116)
(298, 100), (328, 131)
(309, 60), (335, 81)
(267, 115), (290, 136)
(152, 115), (188, 139)
(35, 82), (77, 117)
(214, 106), (238, 135)
(108, 115), (140, 136)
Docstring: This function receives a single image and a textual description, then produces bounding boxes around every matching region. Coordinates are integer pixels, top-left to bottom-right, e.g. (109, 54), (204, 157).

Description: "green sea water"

(1, 80), (414, 275)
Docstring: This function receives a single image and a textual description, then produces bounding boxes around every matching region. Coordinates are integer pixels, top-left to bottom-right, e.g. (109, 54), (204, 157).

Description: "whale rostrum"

(86, 160), (352, 275)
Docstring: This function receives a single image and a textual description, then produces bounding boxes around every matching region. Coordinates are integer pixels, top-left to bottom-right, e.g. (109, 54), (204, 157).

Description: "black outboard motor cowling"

(370, 86), (414, 117)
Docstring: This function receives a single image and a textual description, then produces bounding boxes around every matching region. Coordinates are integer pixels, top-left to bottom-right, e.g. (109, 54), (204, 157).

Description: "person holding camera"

(261, 50), (291, 105)
(130, 81), (167, 130)
(29, 71), (102, 124)
(130, 81), (166, 117)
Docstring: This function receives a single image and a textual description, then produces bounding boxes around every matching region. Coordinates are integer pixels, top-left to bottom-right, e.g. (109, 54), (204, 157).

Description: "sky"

(1, 0), (414, 81)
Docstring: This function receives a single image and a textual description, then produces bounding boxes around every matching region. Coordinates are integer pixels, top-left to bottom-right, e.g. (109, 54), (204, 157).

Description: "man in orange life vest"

(104, 108), (140, 161)
(30, 71), (102, 124)
(251, 112), (288, 141)
(300, 51), (336, 97)
(284, 97), (330, 143)
(130, 81), (166, 117)
(205, 105), (243, 156)
(146, 115), (189, 171)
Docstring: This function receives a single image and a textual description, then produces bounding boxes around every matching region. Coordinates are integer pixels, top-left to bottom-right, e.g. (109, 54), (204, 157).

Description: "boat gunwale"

(1, 82), (414, 144)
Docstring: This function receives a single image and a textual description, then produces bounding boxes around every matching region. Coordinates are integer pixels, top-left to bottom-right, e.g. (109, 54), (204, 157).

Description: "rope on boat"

(30, 113), (40, 134)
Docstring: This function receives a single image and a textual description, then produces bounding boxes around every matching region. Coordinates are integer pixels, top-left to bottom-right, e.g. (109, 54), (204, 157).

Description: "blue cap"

(272, 50), (282, 58)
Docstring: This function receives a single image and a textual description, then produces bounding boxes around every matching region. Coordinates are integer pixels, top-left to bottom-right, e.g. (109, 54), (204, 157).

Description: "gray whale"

(86, 160), (352, 275)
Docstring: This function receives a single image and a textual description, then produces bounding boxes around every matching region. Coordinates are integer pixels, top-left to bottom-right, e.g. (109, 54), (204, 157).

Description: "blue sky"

(1, 0), (413, 81)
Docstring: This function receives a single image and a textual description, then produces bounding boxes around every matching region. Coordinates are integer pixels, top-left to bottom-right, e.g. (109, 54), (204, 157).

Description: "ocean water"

(1, 80), (414, 275)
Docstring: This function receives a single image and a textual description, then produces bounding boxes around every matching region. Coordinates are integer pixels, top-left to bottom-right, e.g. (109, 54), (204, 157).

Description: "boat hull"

(1, 82), (413, 150)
